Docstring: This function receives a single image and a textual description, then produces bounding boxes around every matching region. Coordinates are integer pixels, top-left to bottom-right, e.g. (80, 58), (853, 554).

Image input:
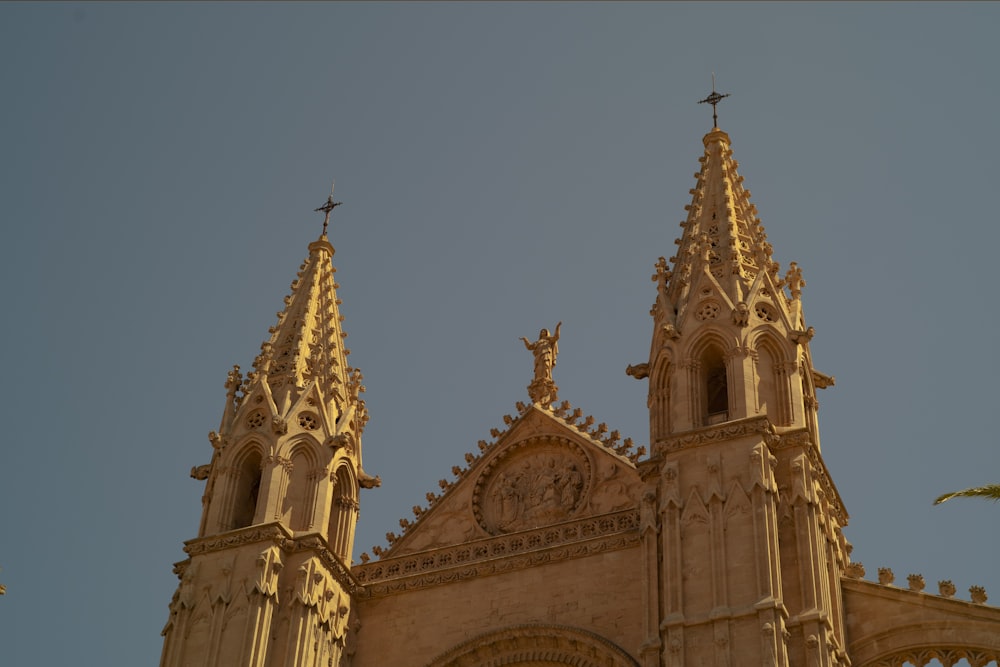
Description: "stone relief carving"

(473, 438), (591, 535)
(489, 455), (583, 532)
(587, 459), (638, 515)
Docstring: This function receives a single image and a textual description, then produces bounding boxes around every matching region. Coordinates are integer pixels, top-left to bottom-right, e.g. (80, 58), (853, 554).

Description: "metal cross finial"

(698, 73), (730, 129)
(314, 181), (342, 236)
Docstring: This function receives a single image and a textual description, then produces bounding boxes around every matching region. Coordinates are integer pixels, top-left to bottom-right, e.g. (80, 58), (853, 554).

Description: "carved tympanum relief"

(474, 438), (591, 535)
(587, 458), (639, 515)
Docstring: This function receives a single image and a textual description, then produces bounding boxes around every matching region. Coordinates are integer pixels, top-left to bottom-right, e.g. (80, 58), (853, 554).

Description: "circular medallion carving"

(754, 302), (777, 322)
(297, 412), (319, 430)
(695, 300), (720, 320)
(473, 437), (591, 535)
(246, 410), (266, 429)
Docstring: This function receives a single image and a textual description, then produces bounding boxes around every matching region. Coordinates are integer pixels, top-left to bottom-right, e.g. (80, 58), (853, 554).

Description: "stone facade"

(161, 129), (1000, 667)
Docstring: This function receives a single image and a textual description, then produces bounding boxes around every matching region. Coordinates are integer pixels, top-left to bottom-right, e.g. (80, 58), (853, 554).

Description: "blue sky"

(2, 3), (999, 664)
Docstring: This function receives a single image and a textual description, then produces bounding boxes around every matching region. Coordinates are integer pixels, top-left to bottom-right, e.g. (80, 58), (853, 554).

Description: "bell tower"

(160, 192), (378, 667)
(630, 106), (850, 666)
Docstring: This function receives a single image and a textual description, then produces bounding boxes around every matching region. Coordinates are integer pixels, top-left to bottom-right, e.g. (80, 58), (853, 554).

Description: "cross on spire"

(314, 182), (342, 236)
(698, 74), (730, 129)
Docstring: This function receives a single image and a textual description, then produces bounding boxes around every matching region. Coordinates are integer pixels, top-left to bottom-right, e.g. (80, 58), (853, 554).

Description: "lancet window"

(230, 450), (263, 530)
(702, 344), (729, 424)
(327, 464), (359, 562)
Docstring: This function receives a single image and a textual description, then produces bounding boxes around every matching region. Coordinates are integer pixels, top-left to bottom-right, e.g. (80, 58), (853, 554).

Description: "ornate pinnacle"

(652, 256), (671, 290)
(314, 182), (342, 237)
(785, 262), (806, 299)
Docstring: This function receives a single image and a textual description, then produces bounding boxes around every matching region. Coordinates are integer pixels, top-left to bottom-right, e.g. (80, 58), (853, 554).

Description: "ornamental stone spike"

(256, 188), (360, 430)
(659, 124), (791, 337)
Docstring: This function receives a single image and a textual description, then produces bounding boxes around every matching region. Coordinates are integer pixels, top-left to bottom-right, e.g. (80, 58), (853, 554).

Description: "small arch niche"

(327, 465), (358, 562)
(231, 451), (262, 529)
(702, 344), (729, 424)
(283, 447), (317, 532)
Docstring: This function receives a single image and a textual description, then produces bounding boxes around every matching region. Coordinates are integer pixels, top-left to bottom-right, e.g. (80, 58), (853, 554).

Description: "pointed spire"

(255, 188), (361, 424)
(663, 126), (780, 313)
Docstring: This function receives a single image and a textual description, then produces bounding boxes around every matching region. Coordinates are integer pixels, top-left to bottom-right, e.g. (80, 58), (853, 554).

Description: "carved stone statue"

(521, 322), (561, 383)
(521, 322), (561, 405)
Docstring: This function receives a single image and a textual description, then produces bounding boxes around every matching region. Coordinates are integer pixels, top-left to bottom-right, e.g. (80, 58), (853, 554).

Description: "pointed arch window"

(755, 337), (792, 426)
(283, 446), (319, 532)
(702, 345), (729, 424)
(327, 465), (358, 563)
(231, 451), (263, 530)
(651, 357), (672, 441)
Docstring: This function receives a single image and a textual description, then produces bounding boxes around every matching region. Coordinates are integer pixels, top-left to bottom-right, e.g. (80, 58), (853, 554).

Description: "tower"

(160, 196), (377, 667)
(630, 121), (849, 665)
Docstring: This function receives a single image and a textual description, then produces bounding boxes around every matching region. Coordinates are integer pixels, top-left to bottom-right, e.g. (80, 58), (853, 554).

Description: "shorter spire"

(698, 74), (730, 129)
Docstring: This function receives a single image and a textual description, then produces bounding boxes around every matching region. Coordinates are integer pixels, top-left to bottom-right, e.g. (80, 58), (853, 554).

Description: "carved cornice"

(184, 522), (292, 556)
(353, 509), (639, 598)
(656, 416), (777, 454)
(182, 522), (360, 594)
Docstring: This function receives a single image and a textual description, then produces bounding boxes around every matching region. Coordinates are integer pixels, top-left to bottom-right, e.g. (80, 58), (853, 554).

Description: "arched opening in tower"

(703, 345), (729, 424)
(231, 451), (263, 529)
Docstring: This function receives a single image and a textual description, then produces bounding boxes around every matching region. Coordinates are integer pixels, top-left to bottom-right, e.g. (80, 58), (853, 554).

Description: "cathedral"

(158, 116), (1000, 666)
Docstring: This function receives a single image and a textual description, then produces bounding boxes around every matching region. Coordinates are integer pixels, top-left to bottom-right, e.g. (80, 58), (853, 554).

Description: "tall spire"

(250, 189), (364, 426)
(657, 126), (781, 320)
(639, 117), (825, 441)
(163, 188), (373, 667)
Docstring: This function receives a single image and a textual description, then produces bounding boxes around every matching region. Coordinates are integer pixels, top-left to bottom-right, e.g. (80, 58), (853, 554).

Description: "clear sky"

(2, 3), (999, 665)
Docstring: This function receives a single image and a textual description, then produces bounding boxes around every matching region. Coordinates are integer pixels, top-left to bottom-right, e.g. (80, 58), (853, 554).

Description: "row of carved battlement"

(353, 509), (640, 591)
(366, 399), (645, 560)
(845, 563), (991, 606)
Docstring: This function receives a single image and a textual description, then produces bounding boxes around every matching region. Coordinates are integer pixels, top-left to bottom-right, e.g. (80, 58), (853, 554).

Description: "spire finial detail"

(314, 181), (342, 237)
(698, 73), (730, 129)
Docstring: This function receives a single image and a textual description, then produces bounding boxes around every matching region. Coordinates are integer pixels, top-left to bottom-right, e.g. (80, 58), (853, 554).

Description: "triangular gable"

(381, 404), (642, 558)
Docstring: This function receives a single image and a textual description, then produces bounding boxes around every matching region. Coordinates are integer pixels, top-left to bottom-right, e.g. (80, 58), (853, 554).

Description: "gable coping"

(364, 399), (646, 561)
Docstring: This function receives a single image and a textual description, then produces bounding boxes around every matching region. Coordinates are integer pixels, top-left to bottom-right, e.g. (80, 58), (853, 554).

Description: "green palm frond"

(933, 484), (1000, 505)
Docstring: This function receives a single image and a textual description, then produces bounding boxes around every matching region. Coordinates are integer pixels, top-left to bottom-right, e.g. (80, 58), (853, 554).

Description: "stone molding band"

(353, 509), (640, 598)
(182, 521), (360, 594)
(653, 417), (846, 524)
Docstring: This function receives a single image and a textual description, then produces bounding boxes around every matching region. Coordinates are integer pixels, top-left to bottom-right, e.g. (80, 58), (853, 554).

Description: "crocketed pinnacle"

(256, 231), (356, 419)
(665, 127), (778, 309)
